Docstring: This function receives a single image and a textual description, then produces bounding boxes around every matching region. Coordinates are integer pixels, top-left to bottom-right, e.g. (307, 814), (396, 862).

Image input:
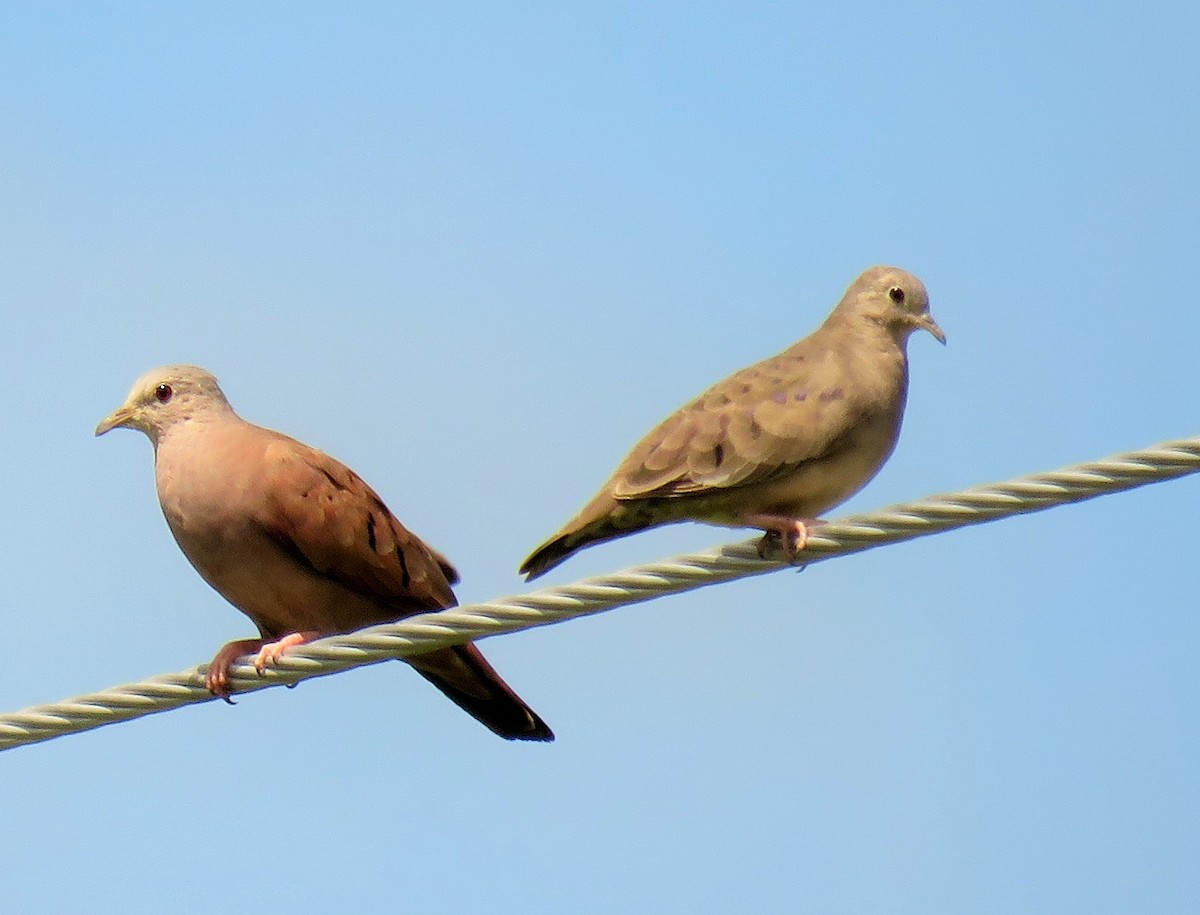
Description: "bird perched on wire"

(520, 265), (945, 581)
(97, 365), (553, 741)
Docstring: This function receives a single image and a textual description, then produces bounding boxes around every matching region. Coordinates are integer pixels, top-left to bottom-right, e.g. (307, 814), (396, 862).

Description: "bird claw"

(756, 526), (804, 561)
(203, 632), (318, 703)
(252, 631), (319, 676)
(205, 638), (268, 703)
(751, 517), (825, 563)
(204, 669), (237, 704)
(252, 642), (285, 675)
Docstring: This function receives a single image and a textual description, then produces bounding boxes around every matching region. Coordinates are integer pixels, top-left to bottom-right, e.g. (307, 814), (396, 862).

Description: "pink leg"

(252, 630), (322, 674)
(206, 638), (268, 703)
(738, 513), (826, 562)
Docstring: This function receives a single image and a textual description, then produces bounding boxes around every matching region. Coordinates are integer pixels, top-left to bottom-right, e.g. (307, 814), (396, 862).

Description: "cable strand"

(2, 434), (1198, 751)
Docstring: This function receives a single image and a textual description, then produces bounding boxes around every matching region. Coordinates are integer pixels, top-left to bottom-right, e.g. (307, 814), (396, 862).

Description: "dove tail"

(518, 533), (582, 581)
(407, 644), (554, 742)
(519, 503), (643, 581)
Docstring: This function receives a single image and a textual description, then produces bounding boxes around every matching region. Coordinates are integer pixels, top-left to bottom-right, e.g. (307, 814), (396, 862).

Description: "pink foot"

(205, 631), (323, 702)
(739, 513), (826, 562)
(253, 631), (321, 675)
(206, 638), (268, 703)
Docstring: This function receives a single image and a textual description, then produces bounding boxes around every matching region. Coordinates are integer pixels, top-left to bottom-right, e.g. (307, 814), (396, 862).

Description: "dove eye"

(154, 383), (174, 404)
(888, 286), (906, 305)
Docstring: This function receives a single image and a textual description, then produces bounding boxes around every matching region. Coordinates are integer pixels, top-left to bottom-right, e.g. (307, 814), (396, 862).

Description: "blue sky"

(2, 3), (1199, 912)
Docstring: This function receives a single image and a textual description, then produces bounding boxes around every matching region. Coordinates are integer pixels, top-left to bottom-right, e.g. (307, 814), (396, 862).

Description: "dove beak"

(95, 406), (136, 436)
(919, 313), (947, 345)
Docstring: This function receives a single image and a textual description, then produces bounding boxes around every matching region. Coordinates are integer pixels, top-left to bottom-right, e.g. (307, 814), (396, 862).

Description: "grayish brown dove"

(520, 265), (944, 580)
(97, 365), (553, 741)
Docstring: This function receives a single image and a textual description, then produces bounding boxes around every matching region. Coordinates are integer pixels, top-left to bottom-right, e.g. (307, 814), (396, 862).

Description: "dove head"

(95, 364), (234, 444)
(839, 266), (945, 346)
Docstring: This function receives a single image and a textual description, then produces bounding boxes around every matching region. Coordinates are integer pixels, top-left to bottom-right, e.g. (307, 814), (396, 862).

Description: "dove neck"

(818, 310), (912, 357)
(150, 402), (241, 453)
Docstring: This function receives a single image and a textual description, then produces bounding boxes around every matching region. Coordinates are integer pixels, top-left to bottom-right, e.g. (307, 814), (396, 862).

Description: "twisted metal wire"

(3, 434), (1198, 752)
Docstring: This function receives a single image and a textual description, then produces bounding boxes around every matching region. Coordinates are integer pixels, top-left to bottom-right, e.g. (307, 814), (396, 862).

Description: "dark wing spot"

(819, 387), (845, 403)
(315, 465), (352, 493)
(713, 443), (725, 467)
(395, 540), (412, 589)
(771, 391), (788, 405)
(749, 419), (762, 440)
(794, 391), (808, 402)
(261, 527), (324, 575)
(366, 513), (378, 552)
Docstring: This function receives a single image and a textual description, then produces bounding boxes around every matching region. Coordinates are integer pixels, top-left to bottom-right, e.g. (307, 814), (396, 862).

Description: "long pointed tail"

(406, 643), (554, 741)
(520, 496), (643, 581)
(519, 531), (583, 581)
